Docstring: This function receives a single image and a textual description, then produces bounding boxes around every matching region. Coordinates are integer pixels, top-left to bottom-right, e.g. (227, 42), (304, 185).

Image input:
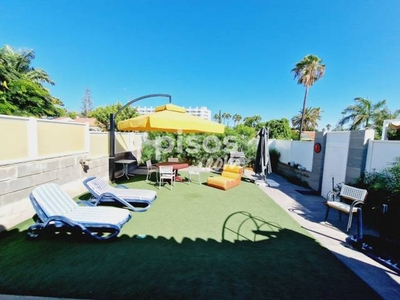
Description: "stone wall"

(276, 162), (312, 187)
(275, 132), (326, 192)
(0, 154), (108, 232)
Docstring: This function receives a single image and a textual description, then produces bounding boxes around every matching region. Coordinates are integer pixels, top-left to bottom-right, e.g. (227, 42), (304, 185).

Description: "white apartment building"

(136, 105), (211, 120)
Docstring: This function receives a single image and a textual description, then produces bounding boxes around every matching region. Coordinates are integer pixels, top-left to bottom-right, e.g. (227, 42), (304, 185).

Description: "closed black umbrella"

(253, 127), (271, 181)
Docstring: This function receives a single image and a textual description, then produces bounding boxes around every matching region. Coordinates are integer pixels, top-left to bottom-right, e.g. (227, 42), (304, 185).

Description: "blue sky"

(1, 0), (399, 129)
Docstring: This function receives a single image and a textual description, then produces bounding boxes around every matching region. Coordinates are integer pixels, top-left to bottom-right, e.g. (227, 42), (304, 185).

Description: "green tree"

(291, 107), (322, 131)
(243, 115), (262, 128)
(233, 113), (242, 126)
(233, 124), (256, 139)
(6, 79), (64, 116)
(67, 111), (79, 119)
(88, 103), (138, 131)
(371, 107), (400, 139)
(0, 45), (62, 116)
(265, 118), (292, 140)
(339, 97), (387, 130)
(290, 130), (299, 140)
(291, 54), (325, 139)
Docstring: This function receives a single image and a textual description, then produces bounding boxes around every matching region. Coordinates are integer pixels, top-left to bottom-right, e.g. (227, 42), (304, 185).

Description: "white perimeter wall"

(365, 140), (400, 171)
(272, 140), (314, 171)
(270, 132), (400, 197)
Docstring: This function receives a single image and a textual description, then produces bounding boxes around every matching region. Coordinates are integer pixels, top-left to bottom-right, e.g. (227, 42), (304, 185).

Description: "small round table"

(115, 159), (136, 179)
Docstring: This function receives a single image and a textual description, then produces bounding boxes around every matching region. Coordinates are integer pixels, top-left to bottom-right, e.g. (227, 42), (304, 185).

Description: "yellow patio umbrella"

(117, 104), (225, 134)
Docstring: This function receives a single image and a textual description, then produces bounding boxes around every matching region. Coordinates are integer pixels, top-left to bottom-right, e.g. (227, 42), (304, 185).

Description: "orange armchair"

(207, 165), (243, 190)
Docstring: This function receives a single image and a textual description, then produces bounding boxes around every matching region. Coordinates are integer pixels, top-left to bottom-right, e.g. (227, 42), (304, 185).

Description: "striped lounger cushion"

(32, 183), (131, 228)
(85, 177), (157, 202)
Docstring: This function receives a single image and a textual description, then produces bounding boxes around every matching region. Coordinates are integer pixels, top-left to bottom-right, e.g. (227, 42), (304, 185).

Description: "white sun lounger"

(83, 177), (157, 212)
(28, 182), (131, 241)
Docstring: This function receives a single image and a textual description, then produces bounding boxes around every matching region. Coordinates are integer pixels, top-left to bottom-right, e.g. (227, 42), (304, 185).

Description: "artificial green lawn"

(0, 172), (381, 299)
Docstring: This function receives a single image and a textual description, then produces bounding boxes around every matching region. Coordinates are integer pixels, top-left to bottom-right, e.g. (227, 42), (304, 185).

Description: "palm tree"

(291, 55), (325, 139)
(339, 97), (387, 130)
(371, 107), (400, 138)
(0, 45), (54, 85)
(222, 112), (232, 125)
(213, 113), (221, 123)
(326, 124), (332, 131)
(291, 107), (322, 131)
(225, 113), (232, 127)
(233, 114), (242, 126)
(0, 45), (61, 116)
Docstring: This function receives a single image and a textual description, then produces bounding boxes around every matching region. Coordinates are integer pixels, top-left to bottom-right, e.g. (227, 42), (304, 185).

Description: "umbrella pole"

(109, 113), (116, 181)
(108, 94), (172, 181)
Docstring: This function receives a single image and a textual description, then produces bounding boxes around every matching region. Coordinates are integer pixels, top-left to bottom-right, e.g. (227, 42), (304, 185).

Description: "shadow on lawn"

(222, 211), (283, 242)
(0, 217), (383, 300)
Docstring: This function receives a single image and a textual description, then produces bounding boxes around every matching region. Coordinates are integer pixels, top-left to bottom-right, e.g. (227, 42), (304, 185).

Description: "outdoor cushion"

(221, 170), (241, 180)
(222, 165), (243, 174)
(207, 165), (243, 190)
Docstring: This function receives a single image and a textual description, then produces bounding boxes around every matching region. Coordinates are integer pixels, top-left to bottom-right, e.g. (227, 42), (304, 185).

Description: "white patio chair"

(325, 184), (368, 232)
(159, 165), (175, 191)
(188, 163), (202, 185)
(146, 159), (158, 183)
